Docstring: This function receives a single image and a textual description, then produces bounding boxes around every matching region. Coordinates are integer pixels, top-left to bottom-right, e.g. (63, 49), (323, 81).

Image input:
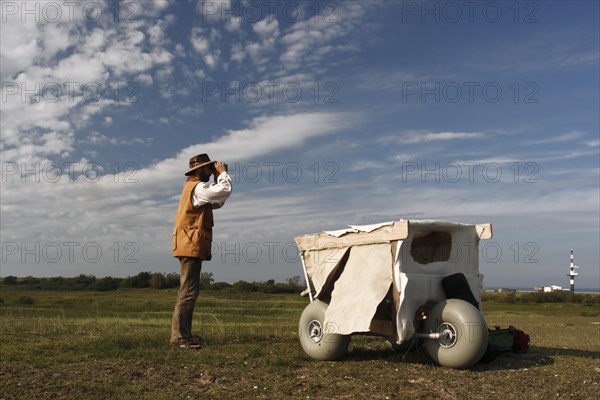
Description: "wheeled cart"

(295, 220), (493, 369)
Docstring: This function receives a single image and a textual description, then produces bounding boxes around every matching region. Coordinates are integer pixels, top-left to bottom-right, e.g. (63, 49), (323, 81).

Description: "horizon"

(2, 273), (599, 293)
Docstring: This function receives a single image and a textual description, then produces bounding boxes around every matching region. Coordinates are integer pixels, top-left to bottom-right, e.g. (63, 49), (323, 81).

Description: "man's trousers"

(170, 257), (202, 343)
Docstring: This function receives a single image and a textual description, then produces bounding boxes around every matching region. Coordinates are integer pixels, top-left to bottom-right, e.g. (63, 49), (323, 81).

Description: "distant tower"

(567, 249), (579, 293)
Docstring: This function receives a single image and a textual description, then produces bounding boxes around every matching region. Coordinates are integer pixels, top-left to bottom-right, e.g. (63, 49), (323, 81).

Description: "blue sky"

(1, 0), (598, 289)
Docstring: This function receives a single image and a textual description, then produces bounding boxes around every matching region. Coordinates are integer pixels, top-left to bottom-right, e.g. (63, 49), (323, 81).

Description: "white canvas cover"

(325, 243), (392, 335)
(295, 219), (492, 342)
(295, 220), (409, 251)
(395, 220), (485, 342)
(301, 246), (350, 298)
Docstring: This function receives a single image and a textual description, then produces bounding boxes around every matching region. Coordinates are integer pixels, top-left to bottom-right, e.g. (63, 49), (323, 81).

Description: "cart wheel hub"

(437, 322), (458, 348)
(308, 320), (323, 343)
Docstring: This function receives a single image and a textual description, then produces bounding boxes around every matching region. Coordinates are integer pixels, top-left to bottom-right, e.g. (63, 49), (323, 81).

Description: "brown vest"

(172, 178), (214, 260)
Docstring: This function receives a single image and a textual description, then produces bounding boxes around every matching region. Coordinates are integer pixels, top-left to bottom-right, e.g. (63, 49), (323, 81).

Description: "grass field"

(0, 288), (598, 399)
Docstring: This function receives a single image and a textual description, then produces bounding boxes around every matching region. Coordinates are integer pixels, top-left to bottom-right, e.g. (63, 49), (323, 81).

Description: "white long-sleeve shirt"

(191, 172), (232, 209)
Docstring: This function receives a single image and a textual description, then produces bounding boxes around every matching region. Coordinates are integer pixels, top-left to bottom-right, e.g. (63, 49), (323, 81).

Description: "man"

(170, 153), (232, 348)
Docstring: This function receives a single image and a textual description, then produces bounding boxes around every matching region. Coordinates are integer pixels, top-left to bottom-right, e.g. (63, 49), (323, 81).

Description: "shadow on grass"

(340, 343), (599, 371)
(343, 341), (436, 366)
(473, 345), (598, 371)
(530, 346), (599, 359)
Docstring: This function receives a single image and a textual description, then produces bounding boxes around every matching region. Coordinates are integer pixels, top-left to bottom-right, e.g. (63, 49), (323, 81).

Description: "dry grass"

(0, 288), (598, 399)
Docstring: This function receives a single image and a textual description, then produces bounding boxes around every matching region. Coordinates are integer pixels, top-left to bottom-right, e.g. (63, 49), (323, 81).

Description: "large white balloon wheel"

(298, 300), (351, 361)
(422, 299), (488, 369)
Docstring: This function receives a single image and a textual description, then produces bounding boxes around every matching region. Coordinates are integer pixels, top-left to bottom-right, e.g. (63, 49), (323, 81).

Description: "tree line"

(481, 290), (599, 306)
(1, 273), (306, 294)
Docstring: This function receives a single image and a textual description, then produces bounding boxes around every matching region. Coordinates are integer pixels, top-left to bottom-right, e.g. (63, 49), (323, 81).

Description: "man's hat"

(185, 153), (216, 176)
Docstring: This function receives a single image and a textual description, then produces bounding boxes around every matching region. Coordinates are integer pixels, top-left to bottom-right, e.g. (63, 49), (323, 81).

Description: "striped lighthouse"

(567, 249), (579, 293)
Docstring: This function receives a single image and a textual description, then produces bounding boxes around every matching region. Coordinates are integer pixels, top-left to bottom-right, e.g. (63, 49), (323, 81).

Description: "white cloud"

(148, 21), (167, 46)
(585, 140), (600, 147)
(190, 27), (223, 69)
(82, 136), (152, 146)
(188, 2), (375, 81)
(187, 1), (369, 74)
(146, 112), (352, 180)
(191, 27), (210, 54)
(156, 65), (174, 82)
(204, 51), (221, 69)
(103, 116), (113, 126)
(522, 130), (586, 145)
(0, 112), (351, 277)
(151, 0), (171, 12)
(252, 19), (279, 38)
(225, 16), (242, 32)
(136, 73), (154, 86)
(54, 53), (109, 83)
(235, 19), (282, 67)
(39, 22), (76, 59)
(394, 153), (417, 163)
(230, 43), (245, 63)
(383, 131), (485, 144)
(0, 3), (174, 165)
(468, 30), (600, 73)
(0, 19), (39, 80)
(279, 10), (352, 69)
(462, 148), (599, 166)
(81, 132), (118, 145)
(178, 104), (204, 116)
(348, 160), (387, 172)
(100, 29), (173, 76)
(174, 43), (186, 57)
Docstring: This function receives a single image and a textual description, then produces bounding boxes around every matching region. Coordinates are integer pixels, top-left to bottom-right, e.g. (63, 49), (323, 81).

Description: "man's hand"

(214, 161), (228, 176)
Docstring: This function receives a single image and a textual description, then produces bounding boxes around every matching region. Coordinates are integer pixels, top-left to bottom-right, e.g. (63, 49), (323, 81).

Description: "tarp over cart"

(295, 220), (492, 343)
